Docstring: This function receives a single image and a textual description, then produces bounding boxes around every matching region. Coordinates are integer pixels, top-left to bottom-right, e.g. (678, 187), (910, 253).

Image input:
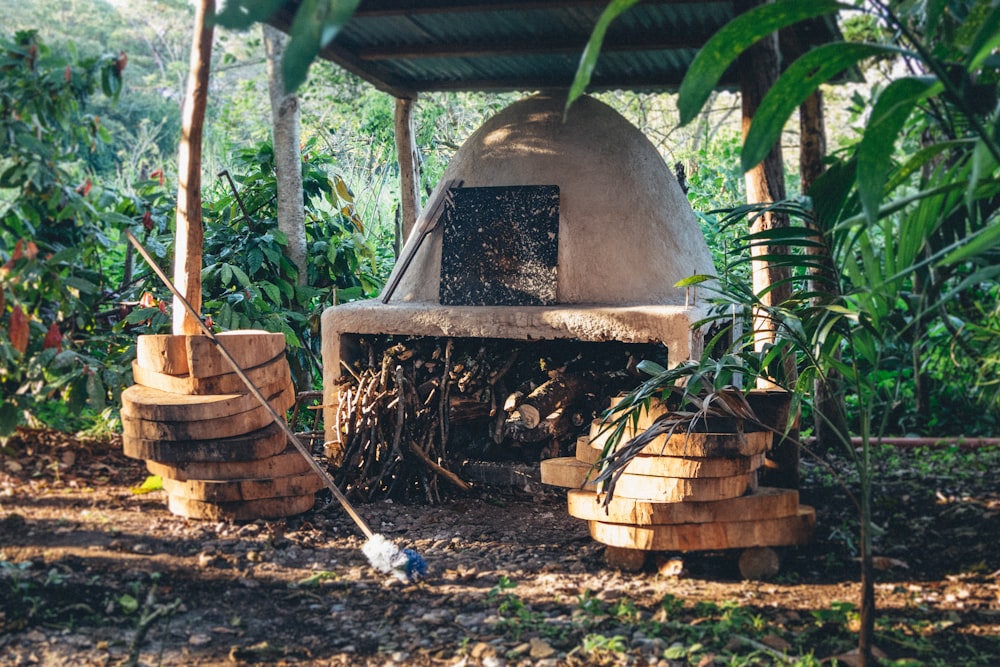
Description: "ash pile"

(330, 335), (667, 503)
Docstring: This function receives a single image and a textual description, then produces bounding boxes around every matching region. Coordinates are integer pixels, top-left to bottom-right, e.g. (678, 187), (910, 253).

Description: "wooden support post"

(800, 90), (850, 448)
(737, 0), (798, 488)
(395, 95), (421, 248)
(173, 0), (214, 335)
(799, 90), (826, 193)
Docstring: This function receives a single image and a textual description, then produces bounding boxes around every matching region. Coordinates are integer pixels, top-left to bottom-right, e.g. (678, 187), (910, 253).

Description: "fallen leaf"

(130, 475), (163, 494)
(873, 556), (910, 570)
(760, 634), (792, 652)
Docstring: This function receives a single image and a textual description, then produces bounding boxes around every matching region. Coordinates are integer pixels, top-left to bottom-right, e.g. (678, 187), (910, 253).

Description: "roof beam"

(350, 0), (702, 18)
(354, 33), (708, 61)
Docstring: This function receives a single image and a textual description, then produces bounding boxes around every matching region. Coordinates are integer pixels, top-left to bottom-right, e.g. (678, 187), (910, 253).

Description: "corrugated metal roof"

(270, 0), (850, 98)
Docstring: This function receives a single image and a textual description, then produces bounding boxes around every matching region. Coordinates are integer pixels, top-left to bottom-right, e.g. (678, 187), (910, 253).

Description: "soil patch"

(2, 429), (999, 665)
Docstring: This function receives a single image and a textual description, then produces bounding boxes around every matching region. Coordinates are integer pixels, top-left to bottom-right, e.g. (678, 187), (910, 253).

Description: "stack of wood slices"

(541, 392), (816, 574)
(122, 331), (321, 520)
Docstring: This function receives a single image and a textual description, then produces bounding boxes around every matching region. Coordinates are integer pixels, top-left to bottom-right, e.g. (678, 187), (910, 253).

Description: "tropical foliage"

(575, 0), (1000, 664)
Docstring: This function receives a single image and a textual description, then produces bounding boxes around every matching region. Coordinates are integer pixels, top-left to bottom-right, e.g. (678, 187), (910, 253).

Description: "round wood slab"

(575, 436), (602, 464)
(166, 492), (316, 521)
(145, 443), (311, 481)
(540, 456), (598, 489)
(608, 451), (766, 478)
(588, 505), (817, 552)
(606, 470), (753, 502)
(131, 352), (289, 396)
(122, 420), (287, 463)
(566, 487), (800, 525)
(589, 423), (770, 458)
(136, 330), (286, 378)
(162, 470), (323, 503)
(121, 379), (292, 422)
(120, 387), (294, 441)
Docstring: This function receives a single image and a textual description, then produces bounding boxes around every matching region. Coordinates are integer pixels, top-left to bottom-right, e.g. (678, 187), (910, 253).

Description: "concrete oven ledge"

(320, 300), (709, 446)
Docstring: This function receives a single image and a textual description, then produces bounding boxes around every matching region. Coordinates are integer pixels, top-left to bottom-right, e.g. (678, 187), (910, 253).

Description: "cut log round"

(136, 331), (286, 378)
(589, 422), (770, 457)
(606, 471), (752, 502)
(510, 373), (588, 429)
(121, 387), (294, 441)
(131, 352), (289, 396)
(161, 470), (323, 502)
(145, 442), (310, 481)
(539, 456), (598, 489)
(609, 451), (766, 479)
(575, 436), (601, 464)
(122, 420), (287, 463)
(587, 505), (816, 552)
(566, 486), (799, 525)
(120, 379), (292, 422)
(166, 492), (315, 521)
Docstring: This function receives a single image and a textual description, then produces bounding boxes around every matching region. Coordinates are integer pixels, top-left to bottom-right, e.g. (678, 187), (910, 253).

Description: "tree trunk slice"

(575, 436), (601, 464)
(122, 420), (287, 463)
(131, 352), (289, 396)
(539, 456), (598, 489)
(604, 393), (668, 430)
(608, 451), (766, 479)
(589, 422), (770, 458)
(603, 390), (789, 433)
(161, 470), (323, 503)
(607, 471), (752, 502)
(120, 379), (292, 422)
(145, 442), (311, 481)
(511, 373), (587, 429)
(166, 492), (315, 521)
(566, 487), (800, 525)
(121, 387), (293, 443)
(588, 505), (816, 552)
(136, 331), (286, 378)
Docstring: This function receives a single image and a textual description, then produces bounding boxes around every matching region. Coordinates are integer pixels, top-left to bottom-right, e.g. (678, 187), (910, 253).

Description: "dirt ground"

(1, 428), (999, 666)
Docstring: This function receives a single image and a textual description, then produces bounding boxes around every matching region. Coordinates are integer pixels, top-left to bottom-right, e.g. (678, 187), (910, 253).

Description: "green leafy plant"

(203, 137), (385, 390)
(573, 2), (1000, 665)
(0, 30), (145, 437)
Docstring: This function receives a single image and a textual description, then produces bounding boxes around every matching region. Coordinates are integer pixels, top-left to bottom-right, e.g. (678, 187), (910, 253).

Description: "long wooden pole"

(736, 0), (798, 490)
(173, 0), (214, 335)
(394, 96), (421, 246)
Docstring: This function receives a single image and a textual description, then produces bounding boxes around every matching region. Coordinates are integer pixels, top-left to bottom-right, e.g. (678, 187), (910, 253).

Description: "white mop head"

(362, 534), (427, 582)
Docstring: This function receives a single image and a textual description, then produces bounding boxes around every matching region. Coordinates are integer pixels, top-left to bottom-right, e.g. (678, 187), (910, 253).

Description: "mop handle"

(381, 179), (461, 304)
(126, 231), (374, 539)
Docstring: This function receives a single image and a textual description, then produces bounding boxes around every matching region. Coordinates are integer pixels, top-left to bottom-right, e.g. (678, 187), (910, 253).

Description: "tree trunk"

(263, 24), (308, 286)
(800, 90), (850, 448)
(737, 0), (798, 488)
(172, 0), (214, 335)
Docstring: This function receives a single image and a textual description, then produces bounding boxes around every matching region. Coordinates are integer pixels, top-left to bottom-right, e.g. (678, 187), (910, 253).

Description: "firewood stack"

(330, 335), (655, 502)
(541, 393), (816, 573)
(122, 331), (321, 520)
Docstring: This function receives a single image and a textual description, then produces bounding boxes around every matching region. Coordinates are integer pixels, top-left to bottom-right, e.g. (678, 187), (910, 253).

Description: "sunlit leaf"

(130, 475), (163, 495)
(213, 0), (287, 30)
(282, 0), (360, 94)
(565, 0), (641, 115)
(857, 76), (938, 224)
(968, 0), (1000, 70)
(743, 42), (899, 172)
(678, 0), (843, 126)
